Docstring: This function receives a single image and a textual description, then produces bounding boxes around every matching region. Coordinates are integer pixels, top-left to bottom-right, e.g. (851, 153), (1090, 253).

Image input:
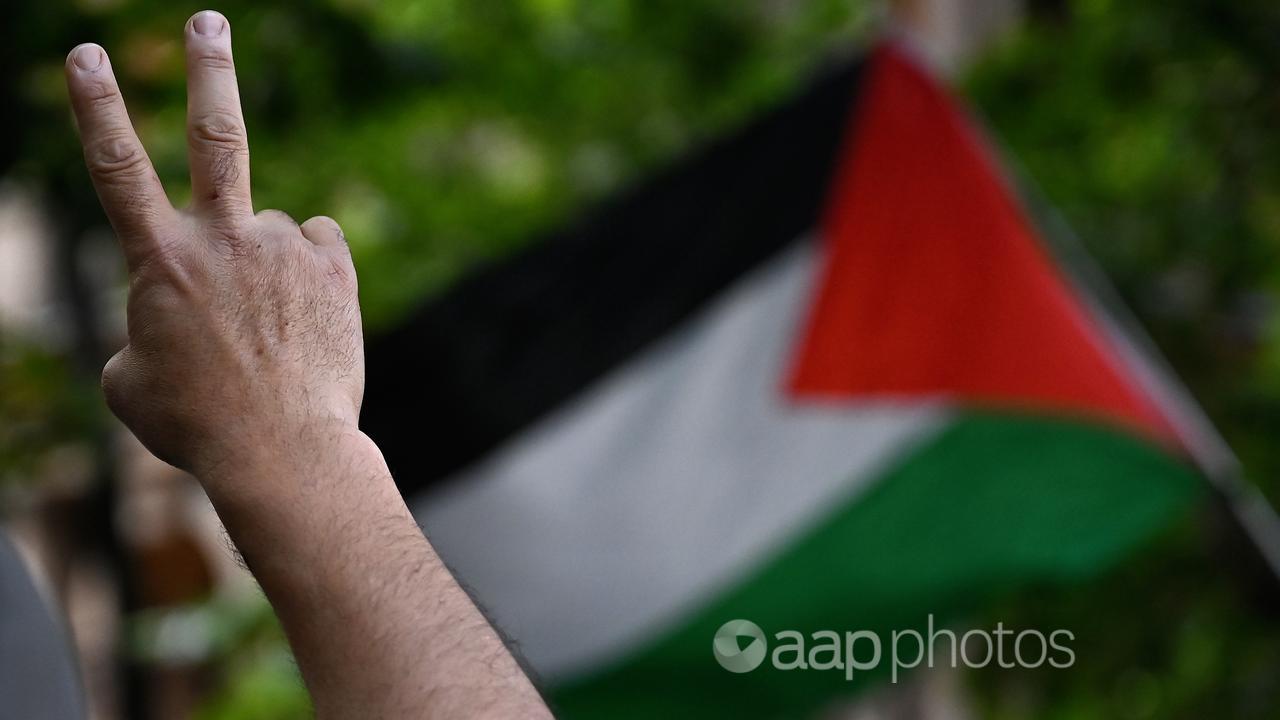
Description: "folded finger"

(300, 216), (346, 248)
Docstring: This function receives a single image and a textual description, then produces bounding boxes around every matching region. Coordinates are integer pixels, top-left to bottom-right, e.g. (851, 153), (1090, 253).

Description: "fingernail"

(192, 11), (226, 37)
(71, 44), (104, 72)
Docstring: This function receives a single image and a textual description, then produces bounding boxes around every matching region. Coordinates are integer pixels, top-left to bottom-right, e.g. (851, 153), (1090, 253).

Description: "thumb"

(101, 345), (143, 425)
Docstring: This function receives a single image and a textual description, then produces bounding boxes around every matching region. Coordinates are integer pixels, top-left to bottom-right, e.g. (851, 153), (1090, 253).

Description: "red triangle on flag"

(786, 42), (1179, 448)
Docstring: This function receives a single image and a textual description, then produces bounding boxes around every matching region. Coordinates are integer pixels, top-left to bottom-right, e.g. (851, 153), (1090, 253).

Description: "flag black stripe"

(362, 57), (866, 495)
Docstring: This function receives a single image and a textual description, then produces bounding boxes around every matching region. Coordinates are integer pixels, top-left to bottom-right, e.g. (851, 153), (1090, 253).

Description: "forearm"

(201, 427), (551, 719)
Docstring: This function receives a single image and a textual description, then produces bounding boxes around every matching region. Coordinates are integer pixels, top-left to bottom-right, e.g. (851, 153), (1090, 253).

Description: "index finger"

(65, 43), (175, 269)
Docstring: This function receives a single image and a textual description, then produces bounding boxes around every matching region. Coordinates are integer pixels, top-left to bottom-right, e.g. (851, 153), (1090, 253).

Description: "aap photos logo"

(712, 619), (767, 673)
(710, 615), (1076, 682)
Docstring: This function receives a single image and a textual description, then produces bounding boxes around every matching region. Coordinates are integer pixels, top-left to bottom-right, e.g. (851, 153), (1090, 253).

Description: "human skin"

(63, 10), (553, 719)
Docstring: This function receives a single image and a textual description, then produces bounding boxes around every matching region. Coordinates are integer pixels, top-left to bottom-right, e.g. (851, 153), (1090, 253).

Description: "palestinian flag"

(362, 41), (1233, 718)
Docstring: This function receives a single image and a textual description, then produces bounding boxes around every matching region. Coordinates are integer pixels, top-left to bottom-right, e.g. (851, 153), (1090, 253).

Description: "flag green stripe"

(549, 412), (1200, 719)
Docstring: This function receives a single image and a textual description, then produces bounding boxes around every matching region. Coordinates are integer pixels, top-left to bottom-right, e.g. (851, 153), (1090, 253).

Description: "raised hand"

(65, 11), (362, 488)
(64, 13), (552, 718)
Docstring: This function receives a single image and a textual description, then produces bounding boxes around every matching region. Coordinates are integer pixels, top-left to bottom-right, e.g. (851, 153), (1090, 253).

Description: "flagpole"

(1209, 469), (1280, 583)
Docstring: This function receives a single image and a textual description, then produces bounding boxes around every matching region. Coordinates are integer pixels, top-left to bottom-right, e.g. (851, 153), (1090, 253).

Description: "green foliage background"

(4, 0), (1280, 717)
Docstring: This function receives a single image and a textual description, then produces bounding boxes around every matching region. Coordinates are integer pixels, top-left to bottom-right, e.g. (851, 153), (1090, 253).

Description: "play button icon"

(712, 619), (767, 673)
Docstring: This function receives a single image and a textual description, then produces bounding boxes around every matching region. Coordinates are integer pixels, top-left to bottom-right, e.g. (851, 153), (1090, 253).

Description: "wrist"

(192, 415), (368, 496)
(195, 421), (402, 564)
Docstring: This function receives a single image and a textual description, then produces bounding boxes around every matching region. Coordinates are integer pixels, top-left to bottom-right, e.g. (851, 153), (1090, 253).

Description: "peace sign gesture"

(62, 14), (555, 718)
(64, 10), (362, 479)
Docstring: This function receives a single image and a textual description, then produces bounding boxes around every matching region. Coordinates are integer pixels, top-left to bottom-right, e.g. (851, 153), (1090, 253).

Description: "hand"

(65, 11), (363, 486)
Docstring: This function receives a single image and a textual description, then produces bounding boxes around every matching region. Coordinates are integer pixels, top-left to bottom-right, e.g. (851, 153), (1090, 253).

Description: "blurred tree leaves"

(0, 342), (99, 491)
(965, 1), (1280, 717)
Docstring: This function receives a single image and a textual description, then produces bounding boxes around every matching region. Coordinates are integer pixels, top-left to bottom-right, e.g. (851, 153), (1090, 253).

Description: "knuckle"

(130, 255), (169, 286)
(133, 246), (198, 293)
(209, 213), (251, 242)
(189, 110), (246, 148)
(302, 216), (348, 249)
(325, 254), (358, 289)
(125, 226), (192, 278)
(191, 50), (236, 73)
(256, 209), (298, 227)
(82, 81), (121, 110)
(87, 134), (150, 181)
(210, 226), (256, 262)
(314, 216), (344, 236)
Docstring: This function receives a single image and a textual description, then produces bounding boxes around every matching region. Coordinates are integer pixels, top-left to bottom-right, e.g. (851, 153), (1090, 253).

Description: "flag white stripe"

(412, 240), (949, 679)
